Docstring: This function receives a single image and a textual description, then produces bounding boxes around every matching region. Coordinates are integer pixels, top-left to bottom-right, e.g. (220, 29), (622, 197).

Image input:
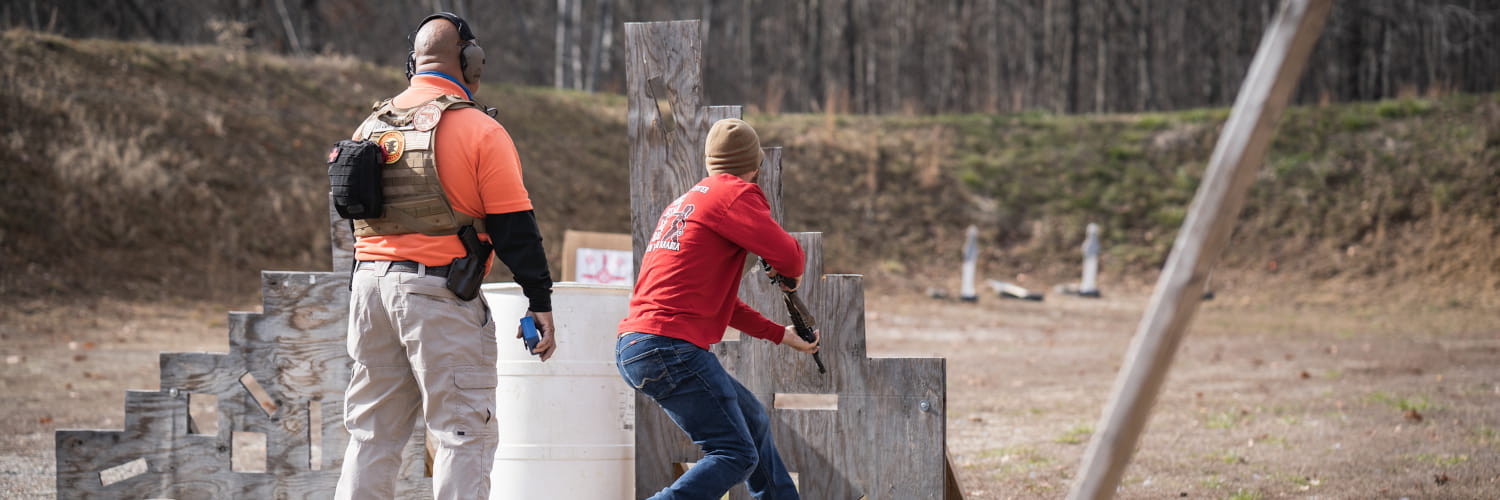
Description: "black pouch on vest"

(328, 139), (385, 219)
(447, 225), (494, 301)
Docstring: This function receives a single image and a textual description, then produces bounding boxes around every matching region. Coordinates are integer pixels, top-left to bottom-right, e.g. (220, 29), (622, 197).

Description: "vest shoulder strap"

(371, 95), (475, 126)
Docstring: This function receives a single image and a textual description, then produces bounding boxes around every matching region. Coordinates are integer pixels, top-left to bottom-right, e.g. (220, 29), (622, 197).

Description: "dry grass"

(4, 30), (1497, 309)
(0, 30), (388, 302)
(0, 30), (635, 305)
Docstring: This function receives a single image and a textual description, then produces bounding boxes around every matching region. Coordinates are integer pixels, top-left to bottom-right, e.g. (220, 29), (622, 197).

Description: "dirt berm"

(3, 30), (1496, 306)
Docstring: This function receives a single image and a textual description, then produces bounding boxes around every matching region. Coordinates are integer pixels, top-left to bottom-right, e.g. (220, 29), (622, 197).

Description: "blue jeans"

(616, 333), (800, 500)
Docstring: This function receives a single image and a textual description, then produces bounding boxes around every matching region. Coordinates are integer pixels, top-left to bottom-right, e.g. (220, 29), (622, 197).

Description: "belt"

(357, 260), (450, 278)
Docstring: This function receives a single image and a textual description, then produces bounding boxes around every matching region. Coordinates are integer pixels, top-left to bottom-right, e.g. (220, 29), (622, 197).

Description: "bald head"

(412, 15), (484, 91)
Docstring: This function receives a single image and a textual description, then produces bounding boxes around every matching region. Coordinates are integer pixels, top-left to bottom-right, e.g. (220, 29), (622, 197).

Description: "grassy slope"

(0, 30), (630, 302)
(2, 30), (1496, 304)
(756, 99), (1500, 298)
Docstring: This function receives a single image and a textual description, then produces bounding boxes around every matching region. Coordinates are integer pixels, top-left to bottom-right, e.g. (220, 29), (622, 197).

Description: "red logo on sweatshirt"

(647, 202), (695, 252)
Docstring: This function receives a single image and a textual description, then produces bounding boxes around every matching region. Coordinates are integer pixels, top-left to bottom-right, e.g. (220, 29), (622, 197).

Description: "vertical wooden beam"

(1067, 1), (1333, 499)
(756, 147), (785, 225)
(626, 20), (713, 276)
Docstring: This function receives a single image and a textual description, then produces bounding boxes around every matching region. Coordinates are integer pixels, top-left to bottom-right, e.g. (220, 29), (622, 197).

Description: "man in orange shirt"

(334, 13), (557, 500)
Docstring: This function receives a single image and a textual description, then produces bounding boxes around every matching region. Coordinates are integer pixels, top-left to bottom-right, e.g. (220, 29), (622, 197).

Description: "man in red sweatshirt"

(617, 118), (818, 499)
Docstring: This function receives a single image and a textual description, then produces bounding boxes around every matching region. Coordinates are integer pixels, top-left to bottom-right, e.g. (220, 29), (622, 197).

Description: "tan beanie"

(705, 118), (763, 177)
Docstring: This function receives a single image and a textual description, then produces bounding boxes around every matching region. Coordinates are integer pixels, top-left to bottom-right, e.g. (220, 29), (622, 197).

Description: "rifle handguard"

(759, 258), (825, 374)
(758, 258), (797, 290)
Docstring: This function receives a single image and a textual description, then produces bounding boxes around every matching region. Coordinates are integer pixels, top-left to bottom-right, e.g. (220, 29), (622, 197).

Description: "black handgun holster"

(447, 225), (492, 301)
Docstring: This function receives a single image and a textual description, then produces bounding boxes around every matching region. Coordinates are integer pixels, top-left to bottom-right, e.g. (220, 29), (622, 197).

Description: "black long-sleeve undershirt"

(486, 211), (553, 312)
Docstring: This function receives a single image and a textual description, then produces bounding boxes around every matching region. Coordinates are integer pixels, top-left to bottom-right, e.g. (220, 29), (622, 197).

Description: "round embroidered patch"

(412, 103), (443, 132)
(377, 131), (405, 164)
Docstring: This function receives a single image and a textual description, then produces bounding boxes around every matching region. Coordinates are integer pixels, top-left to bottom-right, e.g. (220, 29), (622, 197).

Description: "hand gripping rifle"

(759, 258), (826, 374)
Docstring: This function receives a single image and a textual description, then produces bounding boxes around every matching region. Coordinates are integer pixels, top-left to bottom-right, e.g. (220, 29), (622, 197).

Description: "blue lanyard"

(414, 71), (473, 101)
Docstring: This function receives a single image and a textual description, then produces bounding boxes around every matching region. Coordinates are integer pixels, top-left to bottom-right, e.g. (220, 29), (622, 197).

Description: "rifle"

(759, 258), (826, 374)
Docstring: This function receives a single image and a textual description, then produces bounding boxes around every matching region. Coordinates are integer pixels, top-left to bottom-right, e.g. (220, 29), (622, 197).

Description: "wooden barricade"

(54, 200), (432, 499)
(626, 20), (959, 500)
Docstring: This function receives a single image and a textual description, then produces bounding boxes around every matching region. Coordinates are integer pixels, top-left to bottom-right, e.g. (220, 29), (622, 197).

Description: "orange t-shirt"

(352, 74), (533, 267)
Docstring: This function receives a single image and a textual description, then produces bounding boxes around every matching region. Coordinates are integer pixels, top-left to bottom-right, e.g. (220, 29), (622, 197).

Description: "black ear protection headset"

(405, 12), (482, 84)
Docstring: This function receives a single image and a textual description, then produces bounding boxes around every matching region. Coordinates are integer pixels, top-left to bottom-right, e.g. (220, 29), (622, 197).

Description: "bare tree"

(554, 0), (570, 89)
(17, 0), (1499, 114)
(585, 0), (613, 92)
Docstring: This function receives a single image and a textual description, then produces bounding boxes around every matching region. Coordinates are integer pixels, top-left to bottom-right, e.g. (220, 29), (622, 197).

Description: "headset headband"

(406, 12), (478, 83)
(414, 12), (475, 43)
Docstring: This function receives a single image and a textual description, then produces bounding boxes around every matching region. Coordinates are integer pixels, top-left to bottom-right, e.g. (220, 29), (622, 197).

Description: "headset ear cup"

(461, 44), (484, 87)
(405, 50), (416, 80)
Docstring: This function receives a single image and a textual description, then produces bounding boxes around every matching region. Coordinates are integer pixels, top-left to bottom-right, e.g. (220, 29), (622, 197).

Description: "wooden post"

(626, 20), (714, 276)
(1067, 1), (1333, 499)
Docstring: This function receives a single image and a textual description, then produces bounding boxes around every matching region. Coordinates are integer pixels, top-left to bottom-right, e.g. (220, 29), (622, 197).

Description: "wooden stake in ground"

(1067, 1), (1334, 498)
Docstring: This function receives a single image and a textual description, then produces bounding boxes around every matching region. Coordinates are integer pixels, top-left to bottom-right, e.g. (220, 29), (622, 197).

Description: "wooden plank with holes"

(1068, 1), (1333, 499)
(159, 352), (241, 397)
(55, 207), (435, 498)
(721, 276), (947, 500)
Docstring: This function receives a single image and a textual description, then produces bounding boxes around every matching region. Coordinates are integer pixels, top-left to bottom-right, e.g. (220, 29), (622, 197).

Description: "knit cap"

(705, 119), (763, 177)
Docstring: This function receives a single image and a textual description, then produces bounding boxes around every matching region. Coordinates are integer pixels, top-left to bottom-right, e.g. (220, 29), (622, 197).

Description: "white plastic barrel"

(483, 282), (634, 500)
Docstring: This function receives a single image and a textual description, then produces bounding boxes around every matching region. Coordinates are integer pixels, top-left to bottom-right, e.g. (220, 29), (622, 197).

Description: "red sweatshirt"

(618, 173), (805, 349)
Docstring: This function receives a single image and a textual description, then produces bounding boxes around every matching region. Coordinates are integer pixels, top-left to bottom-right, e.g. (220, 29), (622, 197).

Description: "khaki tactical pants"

(335, 262), (498, 500)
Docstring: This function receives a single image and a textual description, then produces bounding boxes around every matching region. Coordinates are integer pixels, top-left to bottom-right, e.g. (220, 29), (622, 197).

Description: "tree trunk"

(512, 0), (538, 83)
(272, 0), (303, 56)
(1134, 0), (1153, 111)
(599, 0), (615, 92)
(569, 0), (582, 90)
(1065, 0), (1080, 113)
(844, 0), (857, 113)
(299, 0), (320, 53)
(554, 0), (567, 88)
(1094, 0), (1110, 113)
(807, 0), (824, 111)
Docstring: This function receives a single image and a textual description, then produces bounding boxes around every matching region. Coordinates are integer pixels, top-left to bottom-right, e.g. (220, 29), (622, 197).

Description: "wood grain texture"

(703, 105), (745, 129)
(627, 20), (949, 500)
(757, 147), (784, 225)
(627, 20), (713, 276)
(57, 213), (434, 497)
(1068, 2), (1333, 499)
(330, 193), (354, 274)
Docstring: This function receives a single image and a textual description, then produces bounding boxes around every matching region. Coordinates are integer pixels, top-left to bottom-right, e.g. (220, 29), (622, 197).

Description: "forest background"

(7, 0), (1497, 115)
